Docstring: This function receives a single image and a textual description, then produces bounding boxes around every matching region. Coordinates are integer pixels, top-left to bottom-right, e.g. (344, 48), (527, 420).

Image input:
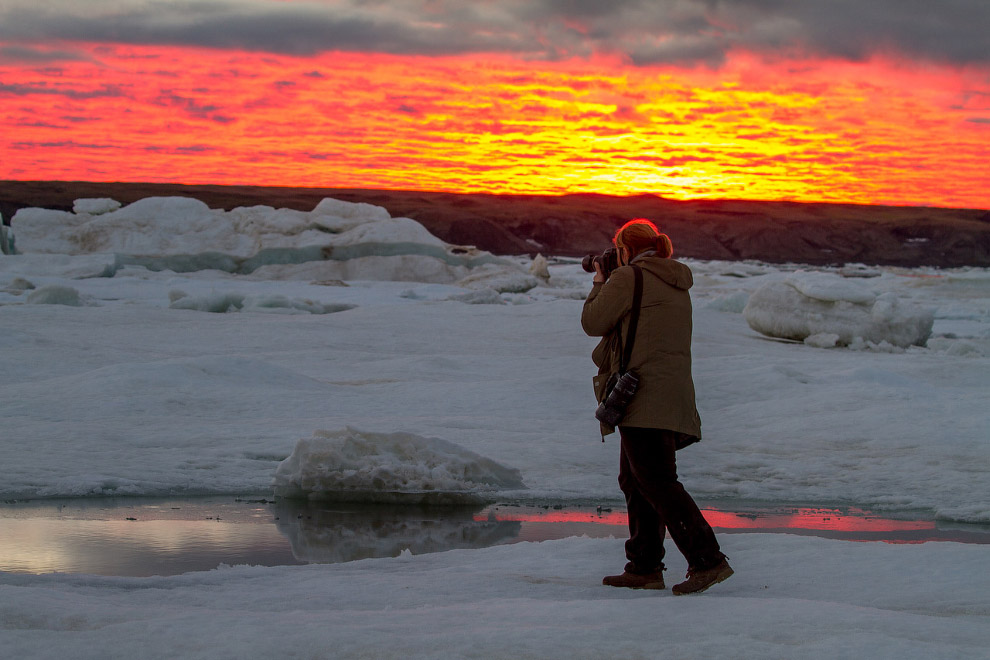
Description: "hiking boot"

(602, 571), (665, 590)
(672, 559), (733, 595)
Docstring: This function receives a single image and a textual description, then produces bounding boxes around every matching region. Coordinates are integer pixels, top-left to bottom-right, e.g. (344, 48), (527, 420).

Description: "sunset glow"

(3, 3), (989, 208)
(475, 506), (937, 536)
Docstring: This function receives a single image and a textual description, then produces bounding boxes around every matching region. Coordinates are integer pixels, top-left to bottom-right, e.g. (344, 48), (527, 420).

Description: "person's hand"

(593, 261), (606, 284)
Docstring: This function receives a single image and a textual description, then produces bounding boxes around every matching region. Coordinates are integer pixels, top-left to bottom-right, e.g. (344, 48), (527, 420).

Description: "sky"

(1, 0), (989, 208)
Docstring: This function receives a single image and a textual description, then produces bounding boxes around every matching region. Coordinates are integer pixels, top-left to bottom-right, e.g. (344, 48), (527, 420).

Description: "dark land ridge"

(2, 180), (988, 268)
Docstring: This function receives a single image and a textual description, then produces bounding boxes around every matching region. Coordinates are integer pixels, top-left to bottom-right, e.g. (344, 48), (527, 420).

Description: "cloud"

(13, 140), (118, 150)
(0, 82), (124, 99)
(0, 44), (92, 64)
(0, 1), (988, 67)
(152, 92), (236, 123)
(144, 144), (215, 154)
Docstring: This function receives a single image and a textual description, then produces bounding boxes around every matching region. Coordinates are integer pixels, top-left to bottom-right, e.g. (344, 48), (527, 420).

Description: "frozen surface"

(0, 213), (988, 521)
(1, 196), (989, 657)
(2, 534), (988, 659)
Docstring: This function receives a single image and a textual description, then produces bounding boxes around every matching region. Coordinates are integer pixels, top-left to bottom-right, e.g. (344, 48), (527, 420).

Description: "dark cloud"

(0, 1), (987, 67)
(700, 0), (990, 65)
(0, 82), (124, 99)
(144, 144), (215, 154)
(152, 92), (236, 123)
(0, 44), (92, 64)
(14, 140), (118, 150)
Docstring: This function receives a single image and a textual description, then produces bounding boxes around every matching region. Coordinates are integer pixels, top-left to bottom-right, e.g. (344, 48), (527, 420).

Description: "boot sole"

(671, 565), (734, 595)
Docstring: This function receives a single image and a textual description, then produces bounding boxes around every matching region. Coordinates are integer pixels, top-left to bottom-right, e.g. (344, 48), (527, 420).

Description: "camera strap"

(619, 265), (644, 374)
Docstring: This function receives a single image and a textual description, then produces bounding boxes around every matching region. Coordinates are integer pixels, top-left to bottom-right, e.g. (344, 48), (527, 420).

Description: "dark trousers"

(618, 426), (724, 574)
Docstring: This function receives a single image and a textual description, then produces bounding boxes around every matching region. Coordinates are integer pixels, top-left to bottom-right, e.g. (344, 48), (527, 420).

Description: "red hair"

(613, 218), (673, 259)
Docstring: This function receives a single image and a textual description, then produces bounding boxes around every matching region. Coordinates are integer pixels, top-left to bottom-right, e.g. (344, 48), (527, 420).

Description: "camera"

(595, 370), (639, 427)
(581, 247), (620, 279)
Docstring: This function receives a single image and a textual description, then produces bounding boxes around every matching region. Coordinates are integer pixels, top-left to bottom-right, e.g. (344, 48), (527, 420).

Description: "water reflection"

(274, 501), (520, 563)
(1, 497), (988, 577)
(0, 517), (302, 577)
(476, 503), (987, 544)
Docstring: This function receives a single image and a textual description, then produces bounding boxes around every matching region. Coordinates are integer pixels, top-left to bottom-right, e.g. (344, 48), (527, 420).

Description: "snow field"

(1, 270), (986, 520)
(1, 535), (987, 660)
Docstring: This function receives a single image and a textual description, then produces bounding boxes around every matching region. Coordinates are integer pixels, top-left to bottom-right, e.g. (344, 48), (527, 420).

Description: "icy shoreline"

(1, 196), (988, 523)
(2, 195), (988, 658)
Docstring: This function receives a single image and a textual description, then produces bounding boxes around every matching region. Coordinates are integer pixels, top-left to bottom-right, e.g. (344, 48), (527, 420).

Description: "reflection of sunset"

(475, 506), (936, 535)
(3, 45), (987, 208)
(0, 518), (286, 575)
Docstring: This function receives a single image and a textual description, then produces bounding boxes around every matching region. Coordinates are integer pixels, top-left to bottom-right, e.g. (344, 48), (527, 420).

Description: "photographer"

(581, 219), (733, 596)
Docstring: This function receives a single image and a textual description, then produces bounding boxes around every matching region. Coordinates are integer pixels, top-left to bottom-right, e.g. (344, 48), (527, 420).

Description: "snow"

(1, 536), (987, 659)
(2, 196), (989, 658)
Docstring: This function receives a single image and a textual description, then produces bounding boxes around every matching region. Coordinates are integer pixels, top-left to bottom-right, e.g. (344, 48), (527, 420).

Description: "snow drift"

(272, 428), (525, 503)
(743, 271), (935, 348)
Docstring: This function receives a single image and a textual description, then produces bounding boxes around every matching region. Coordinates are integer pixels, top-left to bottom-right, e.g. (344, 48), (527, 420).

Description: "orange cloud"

(1, 44), (987, 207)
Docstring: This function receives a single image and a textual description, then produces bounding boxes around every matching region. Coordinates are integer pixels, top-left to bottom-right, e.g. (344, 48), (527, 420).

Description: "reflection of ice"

(273, 501), (520, 563)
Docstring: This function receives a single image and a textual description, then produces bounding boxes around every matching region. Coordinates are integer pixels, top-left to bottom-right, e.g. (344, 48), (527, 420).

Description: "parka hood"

(633, 255), (694, 290)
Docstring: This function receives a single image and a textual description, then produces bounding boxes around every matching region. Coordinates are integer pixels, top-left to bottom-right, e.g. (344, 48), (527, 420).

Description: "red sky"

(2, 2), (989, 208)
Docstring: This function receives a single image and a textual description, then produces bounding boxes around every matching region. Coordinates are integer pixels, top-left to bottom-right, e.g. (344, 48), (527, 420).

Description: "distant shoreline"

(2, 180), (988, 268)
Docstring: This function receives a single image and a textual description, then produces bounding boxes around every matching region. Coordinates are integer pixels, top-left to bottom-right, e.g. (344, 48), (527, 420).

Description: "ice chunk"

(705, 291), (750, 313)
(169, 291), (245, 313)
(73, 198), (121, 215)
(744, 273), (934, 348)
(787, 270), (877, 304)
(10, 195), (515, 283)
(311, 197), (390, 222)
(240, 295), (355, 315)
(449, 288), (505, 305)
(0, 253), (118, 279)
(273, 428), (525, 503)
(804, 333), (840, 349)
(2, 277), (35, 293)
(25, 284), (84, 306)
(167, 290), (354, 314)
(457, 263), (540, 293)
(251, 255), (469, 283)
(9, 207), (88, 254)
(0, 223), (13, 255)
(529, 254), (550, 280)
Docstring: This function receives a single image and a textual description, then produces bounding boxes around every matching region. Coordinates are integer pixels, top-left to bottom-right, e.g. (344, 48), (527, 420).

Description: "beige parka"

(581, 254), (702, 440)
